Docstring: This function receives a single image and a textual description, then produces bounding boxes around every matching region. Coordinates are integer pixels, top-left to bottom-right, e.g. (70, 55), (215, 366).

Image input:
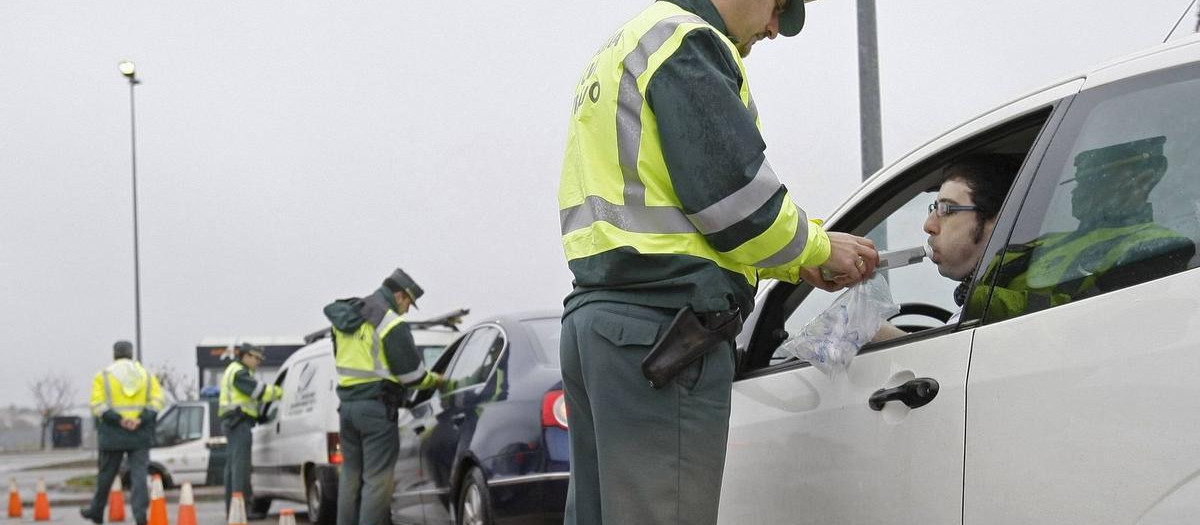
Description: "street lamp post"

(118, 60), (143, 362)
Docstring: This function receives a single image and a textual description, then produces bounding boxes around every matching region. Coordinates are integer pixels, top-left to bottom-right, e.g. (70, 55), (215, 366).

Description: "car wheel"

(249, 496), (272, 515)
(456, 467), (493, 525)
(149, 467), (173, 490)
(307, 468), (338, 525)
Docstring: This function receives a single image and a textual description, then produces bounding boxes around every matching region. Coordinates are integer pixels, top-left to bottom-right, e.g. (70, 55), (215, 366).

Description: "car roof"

(469, 309), (561, 327)
(827, 33), (1200, 225)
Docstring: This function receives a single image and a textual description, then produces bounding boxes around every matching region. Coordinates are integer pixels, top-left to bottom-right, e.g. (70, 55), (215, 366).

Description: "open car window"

(741, 108), (1058, 376)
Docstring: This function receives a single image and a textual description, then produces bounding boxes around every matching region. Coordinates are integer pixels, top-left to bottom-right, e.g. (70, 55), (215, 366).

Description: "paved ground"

(8, 498), (308, 525)
(1, 451), (307, 524)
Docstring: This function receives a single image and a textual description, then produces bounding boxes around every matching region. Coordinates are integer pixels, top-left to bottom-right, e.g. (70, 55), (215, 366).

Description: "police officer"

(557, 0), (879, 523)
(81, 340), (163, 525)
(978, 136), (1194, 320)
(219, 343), (282, 518)
(325, 268), (443, 525)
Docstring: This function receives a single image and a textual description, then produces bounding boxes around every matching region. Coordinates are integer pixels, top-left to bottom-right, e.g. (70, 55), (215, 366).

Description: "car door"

(252, 368), (288, 494)
(393, 334), (467, 525)
(720, 96), (1072, 524)
(420, 325), (505, 525)
(965, 56), (1200, 524)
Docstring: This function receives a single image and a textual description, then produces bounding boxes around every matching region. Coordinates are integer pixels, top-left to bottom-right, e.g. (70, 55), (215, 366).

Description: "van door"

(277, 357), (326, 501)
(252, 369), (288, 495)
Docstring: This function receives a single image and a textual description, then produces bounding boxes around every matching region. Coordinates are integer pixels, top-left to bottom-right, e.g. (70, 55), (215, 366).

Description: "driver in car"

(874, 153), (1021, 341)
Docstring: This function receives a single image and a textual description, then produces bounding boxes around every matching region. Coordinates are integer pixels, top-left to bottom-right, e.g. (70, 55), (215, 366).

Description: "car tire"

(456, 467), (494, 525)
(249, 496), (272, 515)
(150, 466), (173, 490)
(307, 467), (338, 525)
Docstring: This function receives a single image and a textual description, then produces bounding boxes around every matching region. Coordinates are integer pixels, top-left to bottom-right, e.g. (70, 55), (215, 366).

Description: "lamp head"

(118, 60), (136, 78)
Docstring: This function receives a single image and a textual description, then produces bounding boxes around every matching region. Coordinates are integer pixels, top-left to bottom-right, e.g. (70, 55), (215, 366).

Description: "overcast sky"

(1, 0), (1194, 408)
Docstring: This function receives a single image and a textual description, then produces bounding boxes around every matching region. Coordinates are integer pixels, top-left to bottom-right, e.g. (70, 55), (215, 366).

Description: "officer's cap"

(1070, 136), (1167, 183)
(779, 0), (808, 37)
(113, 340), (134, 359)
(382, 268), (423, 309)
(239, 343), (266, 360)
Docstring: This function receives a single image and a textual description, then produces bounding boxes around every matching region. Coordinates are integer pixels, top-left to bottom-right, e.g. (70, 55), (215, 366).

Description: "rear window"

(522, 317), (562, 366)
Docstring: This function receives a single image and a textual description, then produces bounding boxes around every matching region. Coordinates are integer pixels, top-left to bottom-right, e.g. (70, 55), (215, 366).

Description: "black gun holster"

(641, 306), (741, 389)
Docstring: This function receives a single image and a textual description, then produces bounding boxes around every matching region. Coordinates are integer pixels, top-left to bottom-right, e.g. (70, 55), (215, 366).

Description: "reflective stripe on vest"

(558, 2), (816, 285)
(335, 311), (427, 387)
(219, 361), (259, 417)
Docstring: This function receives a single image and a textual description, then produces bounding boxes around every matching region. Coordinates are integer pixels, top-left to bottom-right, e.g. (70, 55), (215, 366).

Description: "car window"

(522, 317), (562, 365)
(419, 345), (446, 367)
(444, 326), (505, 390)
(980, 63), (1200, 324)
(742, 110), (1055, 373)
(178, 406), (204, 441)
(154, 406), (180, 446)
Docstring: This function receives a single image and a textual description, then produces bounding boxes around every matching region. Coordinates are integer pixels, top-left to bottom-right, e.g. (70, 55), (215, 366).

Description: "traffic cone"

(32, 478), (49, 521)
(226, 492), (247, 525)
(147, 475), (169, 525)
(277, 508), (296, 525)
(175, 483), (197, 525)
(108, 476), (127, 522)
(7, 478), (21, 518)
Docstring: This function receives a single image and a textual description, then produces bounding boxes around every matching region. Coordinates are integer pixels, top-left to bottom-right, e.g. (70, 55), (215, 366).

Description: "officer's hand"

(804, 232), (879, 289)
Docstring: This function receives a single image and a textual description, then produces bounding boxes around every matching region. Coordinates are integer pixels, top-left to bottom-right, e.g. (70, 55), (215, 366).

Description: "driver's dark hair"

(941, 153), (1022, 242)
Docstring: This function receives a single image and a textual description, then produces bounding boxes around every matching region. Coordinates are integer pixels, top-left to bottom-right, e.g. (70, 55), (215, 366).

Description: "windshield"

(522, 317), (562, 366)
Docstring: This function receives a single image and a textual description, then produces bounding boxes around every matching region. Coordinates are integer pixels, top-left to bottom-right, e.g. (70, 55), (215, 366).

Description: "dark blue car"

(390, 310), (568, 525)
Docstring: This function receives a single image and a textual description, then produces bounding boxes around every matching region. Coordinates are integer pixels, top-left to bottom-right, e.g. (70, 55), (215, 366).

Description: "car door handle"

(451, 413), (467, 427)
(275, 421), (280, 434)
(868, 378), (939, 411)
(413, 425), (425, 435)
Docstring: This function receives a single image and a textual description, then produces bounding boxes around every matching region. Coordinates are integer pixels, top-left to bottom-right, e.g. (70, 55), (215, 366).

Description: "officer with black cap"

(324, 268), (443, 525)
(82, 340), (163, 525)
(218, 342), (282, 518)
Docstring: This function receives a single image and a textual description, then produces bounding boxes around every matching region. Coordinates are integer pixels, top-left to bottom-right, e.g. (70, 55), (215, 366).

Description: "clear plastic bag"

(778, 275), (900, 377)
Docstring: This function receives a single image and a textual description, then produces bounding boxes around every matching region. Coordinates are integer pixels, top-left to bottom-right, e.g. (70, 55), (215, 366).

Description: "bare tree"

(151, 361), (197, 404)
(29, 373), (75, 450)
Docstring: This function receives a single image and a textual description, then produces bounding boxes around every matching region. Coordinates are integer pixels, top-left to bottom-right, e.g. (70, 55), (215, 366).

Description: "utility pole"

(857, 0), (882, 182)
(118, 60), (144, 362)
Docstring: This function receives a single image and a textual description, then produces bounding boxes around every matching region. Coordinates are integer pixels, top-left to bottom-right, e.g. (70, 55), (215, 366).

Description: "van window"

(981, 63), (1200, 324)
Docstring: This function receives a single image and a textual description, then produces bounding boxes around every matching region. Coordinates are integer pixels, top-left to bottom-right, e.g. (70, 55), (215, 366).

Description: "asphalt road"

(12, 497), (309, 525)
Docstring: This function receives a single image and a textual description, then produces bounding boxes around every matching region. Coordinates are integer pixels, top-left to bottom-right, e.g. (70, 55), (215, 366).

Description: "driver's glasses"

(928, 200), (980, 217)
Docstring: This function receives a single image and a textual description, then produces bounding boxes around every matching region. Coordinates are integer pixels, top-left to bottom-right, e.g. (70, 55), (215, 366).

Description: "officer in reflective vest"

(82, 340), (163, 525)
(219, 343), (282, 518)
(557, 1), (879, 523)
(973, 136), (1195, 321)
(325, 268), (443, 525)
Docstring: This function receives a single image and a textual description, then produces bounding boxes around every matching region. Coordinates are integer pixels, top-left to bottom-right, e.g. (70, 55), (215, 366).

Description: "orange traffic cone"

(226, 492), (248, 525)
(277, 508), (296, 525)
(108, 476), (127, 522)
(175, 482), (197, 525)
(32, 477), (50, 521)
(147, 475), (169, 525)
(7, 478), (21, 518)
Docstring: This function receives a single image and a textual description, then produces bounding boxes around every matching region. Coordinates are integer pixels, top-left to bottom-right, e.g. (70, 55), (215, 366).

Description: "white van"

(251, 310), (465, 524)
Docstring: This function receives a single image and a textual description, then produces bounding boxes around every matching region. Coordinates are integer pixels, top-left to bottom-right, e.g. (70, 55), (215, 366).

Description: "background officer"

(219, 343), (282, 519)
(324, 268), (443, 525)
(81, 340), (163, 525)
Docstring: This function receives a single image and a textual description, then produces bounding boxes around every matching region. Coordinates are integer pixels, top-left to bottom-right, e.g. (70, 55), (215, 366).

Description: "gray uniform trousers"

(560, 301), (735, 525)
(222, 416), (254, 513)
(337, 398), (399, 525)
(86, 447), (149, 524)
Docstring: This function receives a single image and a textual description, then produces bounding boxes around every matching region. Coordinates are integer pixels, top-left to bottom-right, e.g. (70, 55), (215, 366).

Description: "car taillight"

(541, 390), (568, 429)
(327, 432), (343, 465)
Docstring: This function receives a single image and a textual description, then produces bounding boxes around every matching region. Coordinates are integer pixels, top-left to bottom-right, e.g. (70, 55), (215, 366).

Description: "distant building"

(195, 337), (307, 391)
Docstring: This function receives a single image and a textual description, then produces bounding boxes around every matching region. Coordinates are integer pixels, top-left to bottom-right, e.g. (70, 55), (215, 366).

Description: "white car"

(251, 311), (465, 524)
(720, 34), (1200, 524)
(140, 398), (226, 488)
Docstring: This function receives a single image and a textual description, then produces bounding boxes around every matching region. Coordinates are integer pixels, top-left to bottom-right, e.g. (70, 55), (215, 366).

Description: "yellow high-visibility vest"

(558, 2), (828, 287)
(334, 311), (427, 387)
(90, 359), (164, 419)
